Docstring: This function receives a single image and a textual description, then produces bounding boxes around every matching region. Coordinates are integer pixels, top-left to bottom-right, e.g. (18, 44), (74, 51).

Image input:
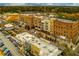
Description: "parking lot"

(0, 32), (21, 56)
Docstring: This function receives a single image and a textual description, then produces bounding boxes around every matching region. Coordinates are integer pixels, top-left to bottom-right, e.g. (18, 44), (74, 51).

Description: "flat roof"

(4, 24), (13, 28)
(50, 18), (78, 23)
(16, 32), (61, 56)
(57, 18), (77, 23)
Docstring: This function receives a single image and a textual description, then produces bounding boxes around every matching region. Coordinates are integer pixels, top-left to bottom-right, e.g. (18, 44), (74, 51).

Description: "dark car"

(5, 51), (12, 56)
(0, 41), (4, 47)
(7, 37), (14, 42)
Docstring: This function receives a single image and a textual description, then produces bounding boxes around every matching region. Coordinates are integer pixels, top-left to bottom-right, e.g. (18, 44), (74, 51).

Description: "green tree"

(62, 45), (77, 56)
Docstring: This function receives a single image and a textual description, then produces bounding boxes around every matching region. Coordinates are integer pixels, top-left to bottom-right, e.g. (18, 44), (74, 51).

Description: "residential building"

(21, 14), (34, 29)
(50, 18), (79, 43)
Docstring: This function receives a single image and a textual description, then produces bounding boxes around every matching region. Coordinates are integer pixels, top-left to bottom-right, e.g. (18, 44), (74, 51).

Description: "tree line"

(0, 6), (79, 13)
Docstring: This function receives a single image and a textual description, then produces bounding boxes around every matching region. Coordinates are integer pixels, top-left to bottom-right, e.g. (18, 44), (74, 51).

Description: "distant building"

(5, 13), (20, 21)
(0, 20), (4, 28)
(4, 24), (14, 30)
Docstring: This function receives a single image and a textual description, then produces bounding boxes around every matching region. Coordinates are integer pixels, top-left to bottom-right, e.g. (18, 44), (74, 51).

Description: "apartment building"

(50, 18), (79, 43)
(21, 14), (34, 29)
(10, 13), (78, 44)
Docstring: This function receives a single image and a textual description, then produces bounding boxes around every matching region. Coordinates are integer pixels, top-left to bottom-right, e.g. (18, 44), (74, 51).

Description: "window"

(64, 31), (66, 34)
(70, 25), (72, 28)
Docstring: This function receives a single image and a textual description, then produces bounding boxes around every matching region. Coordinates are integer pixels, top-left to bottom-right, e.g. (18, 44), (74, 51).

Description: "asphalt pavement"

(0, 32), (21, 56)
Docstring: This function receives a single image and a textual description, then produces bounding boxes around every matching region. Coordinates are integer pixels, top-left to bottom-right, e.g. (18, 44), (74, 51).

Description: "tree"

(61, 44), (77, 56)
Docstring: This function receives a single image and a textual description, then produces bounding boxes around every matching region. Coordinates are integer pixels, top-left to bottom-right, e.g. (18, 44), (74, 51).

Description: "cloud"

(3, 3), (26, 6)
(0, 3), (79, 6)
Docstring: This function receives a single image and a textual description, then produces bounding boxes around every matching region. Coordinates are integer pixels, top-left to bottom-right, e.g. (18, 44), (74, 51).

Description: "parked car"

(2, 47), (7, 51)
(7, 36), (19, 47)
(12, 41), (18, 47)
(5, 51), (12, 56)
(4, 49), (10, 55)
(0, 41), (4, 47)
(7, 37), (14, 42)
(2, 47), (12, 56)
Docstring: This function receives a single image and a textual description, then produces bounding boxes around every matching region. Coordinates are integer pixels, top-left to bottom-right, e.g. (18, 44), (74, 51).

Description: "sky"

(0, 3), (79, 6)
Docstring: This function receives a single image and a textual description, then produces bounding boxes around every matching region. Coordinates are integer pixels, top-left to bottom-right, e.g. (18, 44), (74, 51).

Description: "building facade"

(11, 13), (79, 44)
(21, 14), (34, 29)
(50, 18), (79, 43)
(5, 13), (20, 21)
(33, 16), (42, 30)
(41, 18), (50, 32)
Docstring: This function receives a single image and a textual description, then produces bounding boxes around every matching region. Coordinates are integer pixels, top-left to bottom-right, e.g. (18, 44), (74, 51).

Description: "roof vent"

(49, 50), (52, 53)
(38, 43), (41, 45)
(43, 46), (47, 48)
(36, 40), (38, 42)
